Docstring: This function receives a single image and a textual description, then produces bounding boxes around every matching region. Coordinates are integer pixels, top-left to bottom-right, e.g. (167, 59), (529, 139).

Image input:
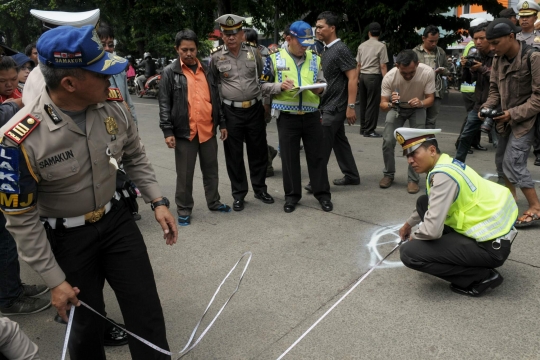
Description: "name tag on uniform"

(277, 58), (290, 71)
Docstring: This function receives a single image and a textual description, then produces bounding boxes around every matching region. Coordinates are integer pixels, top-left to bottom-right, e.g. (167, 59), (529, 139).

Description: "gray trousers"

(382, 108), (423, 183)
(174, 135), (222, 216)
(425, 97), (441, 129)
(495, 126), (536, 188)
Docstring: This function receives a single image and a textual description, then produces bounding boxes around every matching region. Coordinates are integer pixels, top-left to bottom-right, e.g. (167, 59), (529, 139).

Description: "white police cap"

(394, 127), (442, 155)
(215, 14), (246, 34)
(30, 9), (100, 29)
(517, 0), (540, 16)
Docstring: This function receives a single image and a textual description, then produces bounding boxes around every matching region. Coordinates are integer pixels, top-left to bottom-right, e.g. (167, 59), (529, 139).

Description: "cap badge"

(91, 29), (103, 50)
(102, 55), (127, 71)
(396, 132), (405, 145)
(304, 28), (312, 37)
(104, 117), (118, 135)
(523, 1), (530, 9)
(226, 16), (235, 26)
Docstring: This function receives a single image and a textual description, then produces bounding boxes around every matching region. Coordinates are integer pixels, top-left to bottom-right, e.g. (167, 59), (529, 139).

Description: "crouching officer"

(260, 21), (332, 213)
(396, 128), (518, 297)
(0, 26), (178, 359)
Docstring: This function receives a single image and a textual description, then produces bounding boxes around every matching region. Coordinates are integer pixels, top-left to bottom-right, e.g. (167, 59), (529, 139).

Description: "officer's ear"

(59, 75), (79, 93)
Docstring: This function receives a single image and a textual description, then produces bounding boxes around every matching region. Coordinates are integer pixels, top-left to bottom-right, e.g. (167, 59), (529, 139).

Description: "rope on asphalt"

(61, 251), (253, 360)
(276, 241), (406, 359)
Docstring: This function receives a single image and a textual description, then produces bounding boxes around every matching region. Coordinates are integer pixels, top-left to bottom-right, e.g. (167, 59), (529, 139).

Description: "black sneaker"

(0, 295), (51, 315)
(22, 283), (49, 298)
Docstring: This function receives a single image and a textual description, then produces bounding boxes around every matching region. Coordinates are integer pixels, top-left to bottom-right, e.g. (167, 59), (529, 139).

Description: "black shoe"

(320, 200), (333, 212)
(472, 144), (487, 151)
(269, 147), (278, 160)
(304, 183), (313, 193)
(468, 149), (473, 154)
(284, 203), (296, 213)
(254, 192), (274, 204)
(449, 269), (503, 297)
(233, 199), (244, 211)
(104, 320), (129, 346)
(535, 156), (540, 166)
(333, 177), (360, 186)
(363, 132), (382, 138)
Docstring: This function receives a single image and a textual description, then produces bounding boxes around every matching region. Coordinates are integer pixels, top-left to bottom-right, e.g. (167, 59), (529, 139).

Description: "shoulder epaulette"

(4, 115), (40, 145)
(244, 41), (257, 48)
(107, 88), (124, 102)
(211, 45), (223, 54)
(268, 47), (280, 55)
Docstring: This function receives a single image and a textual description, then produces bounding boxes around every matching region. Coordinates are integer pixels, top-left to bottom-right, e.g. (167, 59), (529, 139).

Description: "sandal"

(515, 211), (540, 228)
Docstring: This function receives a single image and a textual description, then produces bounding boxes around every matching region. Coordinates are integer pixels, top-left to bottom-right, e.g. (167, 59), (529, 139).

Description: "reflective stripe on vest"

(426, 154), (518, 242)
(460, 41), (476, 93)
(271, 49), (320, 113)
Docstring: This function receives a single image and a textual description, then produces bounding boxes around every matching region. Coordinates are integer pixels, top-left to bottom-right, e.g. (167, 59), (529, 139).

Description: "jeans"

(0, 213), (23, 307)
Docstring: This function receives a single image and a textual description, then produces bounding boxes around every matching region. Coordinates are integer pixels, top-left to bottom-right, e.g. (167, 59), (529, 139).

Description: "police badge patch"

(104, 117), (118, 135)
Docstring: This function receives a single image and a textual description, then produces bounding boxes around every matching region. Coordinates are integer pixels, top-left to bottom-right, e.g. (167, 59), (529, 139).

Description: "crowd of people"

(0, 3), (538, 359)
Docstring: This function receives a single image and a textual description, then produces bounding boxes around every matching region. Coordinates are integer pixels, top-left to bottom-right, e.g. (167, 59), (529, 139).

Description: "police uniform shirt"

(0, 88), (162, 289)
(209, 43), (263, 102)
(406, 172), (457, 240)
(516, 30), (540, 48)
(260, 48), (326, 97)
(21, 66), (46, 105)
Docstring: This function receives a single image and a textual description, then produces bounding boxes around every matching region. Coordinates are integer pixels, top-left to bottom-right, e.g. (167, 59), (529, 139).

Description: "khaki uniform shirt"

(482, 42), (540, 138)
(381, 63), (436, 107)
(0, 88), (162, 288)
(21, 66), (45, 105)
(516, 30), (540, 48)
(356, 38), (389, 75)
(0, 317), (40, 359)
(406, 172), (457, 240)
(209, 42), (263, 101)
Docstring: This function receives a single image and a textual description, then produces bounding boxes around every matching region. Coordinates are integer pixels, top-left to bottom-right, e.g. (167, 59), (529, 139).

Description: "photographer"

(455, 21), (494, 162)
(481, 19), (540, 227)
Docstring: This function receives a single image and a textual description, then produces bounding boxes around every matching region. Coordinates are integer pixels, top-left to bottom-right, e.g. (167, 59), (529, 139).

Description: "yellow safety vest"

(460, 41), (476, 93)
(426, 154), (517, 242)
(270, 49), (320, 113)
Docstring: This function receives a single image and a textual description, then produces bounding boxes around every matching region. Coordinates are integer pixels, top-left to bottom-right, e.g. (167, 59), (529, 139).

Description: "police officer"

(397, 128), (518, 297)
(0, 26), (178, 359)
(210, 14), (274, 211)
(516, 0), (540, 166)
(260, 21), (332, 213)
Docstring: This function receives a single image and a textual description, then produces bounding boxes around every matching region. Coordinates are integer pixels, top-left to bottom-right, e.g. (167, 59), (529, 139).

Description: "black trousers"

(399, 195), (511, 288)
(456, 92), (480, 148)
(277, 111), (331, 204)
(358, 74), (382, 134)
(222, 101), (268, 200)
(321, 109), (360, 182)
(47, 199), (170, 360)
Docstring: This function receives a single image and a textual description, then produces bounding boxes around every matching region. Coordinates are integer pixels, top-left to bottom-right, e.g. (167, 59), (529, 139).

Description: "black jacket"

(0, 102), (19, 127)
(461, 51), (495, 112)
(158, 59), (225, 139)
(138, 58), (157, 78)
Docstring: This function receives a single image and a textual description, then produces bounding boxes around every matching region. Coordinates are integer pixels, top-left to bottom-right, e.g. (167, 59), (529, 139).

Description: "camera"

(463, 47), (481, 68)
(479, 108), (504, 133)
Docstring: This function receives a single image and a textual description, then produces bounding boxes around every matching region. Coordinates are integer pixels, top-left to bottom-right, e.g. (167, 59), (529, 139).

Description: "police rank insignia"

(395, 131), (405, 145)
(4, 115), (40, 145)
(44, 104), (62, 124)
(107, 88), (124, 102)
(104, 117), (118, 135)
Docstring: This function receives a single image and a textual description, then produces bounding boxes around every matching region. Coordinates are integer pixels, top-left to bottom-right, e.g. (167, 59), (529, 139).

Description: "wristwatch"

(151, 197), (170, 211)
(348, 103), (356, 109)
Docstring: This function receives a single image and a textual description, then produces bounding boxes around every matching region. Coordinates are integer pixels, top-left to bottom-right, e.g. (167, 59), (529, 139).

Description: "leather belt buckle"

(84, 206), (106, 224)
(242, 100), (251, 108)
(297, 111), (305, 115)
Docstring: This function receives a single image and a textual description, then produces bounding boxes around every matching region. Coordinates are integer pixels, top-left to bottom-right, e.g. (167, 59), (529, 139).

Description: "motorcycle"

(135, 69), (161, 98)
(127, 76), (136, 95)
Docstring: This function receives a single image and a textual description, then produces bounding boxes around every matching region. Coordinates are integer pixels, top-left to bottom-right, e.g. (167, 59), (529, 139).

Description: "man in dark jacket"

(158, 29), (230, 226)
(136, 52), (157, 94)
(455, 21), (495, 162)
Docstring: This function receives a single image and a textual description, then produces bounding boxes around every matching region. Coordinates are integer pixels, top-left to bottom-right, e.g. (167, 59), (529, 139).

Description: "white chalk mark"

(366, 224), (404, 268)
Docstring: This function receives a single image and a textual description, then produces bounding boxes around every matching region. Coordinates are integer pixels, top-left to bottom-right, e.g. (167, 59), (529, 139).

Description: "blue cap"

(37, 25), (127, 75)
(11, 53), (35, 68)
(289, 21), (315, 46)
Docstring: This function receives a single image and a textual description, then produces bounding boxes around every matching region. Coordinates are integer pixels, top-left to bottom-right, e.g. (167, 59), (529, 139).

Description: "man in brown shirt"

(0, 26), (177, 359)
(482, 18), (540, 227)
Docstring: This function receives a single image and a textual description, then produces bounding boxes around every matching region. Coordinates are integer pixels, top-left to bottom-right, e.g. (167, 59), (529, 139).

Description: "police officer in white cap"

(516, 0), (540, 47)
(396, 127), (518, 297)
(209, 14), (274, 211)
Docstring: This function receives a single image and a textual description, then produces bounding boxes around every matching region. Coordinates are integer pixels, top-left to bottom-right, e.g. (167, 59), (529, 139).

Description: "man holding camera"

(481, 19), (540, 227)
(379, 50), (435, 194)
(455, 21), (494, 162)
